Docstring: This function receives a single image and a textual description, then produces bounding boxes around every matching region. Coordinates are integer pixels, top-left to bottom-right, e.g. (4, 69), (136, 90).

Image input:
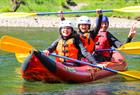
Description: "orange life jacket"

(80, 33), (95, 53)
(55, 38), (79, 63)
(94, 31), (111, 57)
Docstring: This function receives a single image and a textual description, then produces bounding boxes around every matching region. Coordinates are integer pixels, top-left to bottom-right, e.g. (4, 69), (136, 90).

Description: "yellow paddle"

(0, 35), (34, 63)
(0, 36), (32, 63)
(15, 53), (30, 63)
(0, 6), (140, 17)
(1, 35), (140, 54)
(0, 35), (140, 79)
(113, 6), (140, 12)
(118, 41), (140, 54)
(0, 35), (34, 53)
(96, 42), (140, 54)
(0, 12), (36, 17)
(122, 70), (140, 80)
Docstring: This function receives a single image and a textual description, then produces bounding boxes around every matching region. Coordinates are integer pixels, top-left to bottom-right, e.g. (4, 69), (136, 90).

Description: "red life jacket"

(80, 33), (95, 53)
(94, 31), (112, 57)
(55, 38), (79, 63)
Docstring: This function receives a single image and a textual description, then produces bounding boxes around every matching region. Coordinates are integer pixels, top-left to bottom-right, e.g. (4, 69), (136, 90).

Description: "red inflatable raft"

(21, 51), (127, 83)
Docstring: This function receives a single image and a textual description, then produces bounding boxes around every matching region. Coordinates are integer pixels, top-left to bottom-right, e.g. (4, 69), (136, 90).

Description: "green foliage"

(0, 0), (140, 18)
(0, 7), (11, 12)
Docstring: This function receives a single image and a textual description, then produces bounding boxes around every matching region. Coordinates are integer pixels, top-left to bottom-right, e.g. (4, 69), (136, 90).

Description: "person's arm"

(78, 40), (97, 64)
(125, 23), (136, 43)
(59, 11), (65, 21)
(91, 9), (103, 39)
(107, 32), (122, 48)
(47, 39), (59, 52)
(125, 37), (133, 43)
(43, 39), (59, 56)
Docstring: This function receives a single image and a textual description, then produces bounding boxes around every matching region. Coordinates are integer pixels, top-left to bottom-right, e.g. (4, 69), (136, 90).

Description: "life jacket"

(55, 38), (79, 63)
(79, 33), (95, 53)
(94, 31), (112, 57)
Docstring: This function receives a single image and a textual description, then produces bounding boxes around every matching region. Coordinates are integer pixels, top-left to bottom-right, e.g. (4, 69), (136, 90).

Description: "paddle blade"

(0, 35), (33, 53)
(114, 6), (140, 12)
(15, 53), (30, 63)
(119, 70), (140, 80)
(117, 42), (140, 54)
(0, 12), (37, 17)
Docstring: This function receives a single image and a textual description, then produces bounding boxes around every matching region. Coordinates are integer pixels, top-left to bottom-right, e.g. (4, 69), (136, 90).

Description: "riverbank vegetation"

(0, 0), (140, 19)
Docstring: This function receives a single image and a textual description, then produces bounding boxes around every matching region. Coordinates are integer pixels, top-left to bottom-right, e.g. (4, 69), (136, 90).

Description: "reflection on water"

(10, 72), (140, 95)
(0, 27), (140, 95)
(60, 81), (140, 95)
(19, 81), (140, 95)
(60, 85), (115, 95)
(130, 55), (140, 59)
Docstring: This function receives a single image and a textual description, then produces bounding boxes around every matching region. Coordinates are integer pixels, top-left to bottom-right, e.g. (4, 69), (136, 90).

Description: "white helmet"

(77, 16), (91, 25)
(59, 20), (73, 28)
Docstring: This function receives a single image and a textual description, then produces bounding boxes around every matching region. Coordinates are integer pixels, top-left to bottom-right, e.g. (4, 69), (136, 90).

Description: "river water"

(0, 27), (140, 95)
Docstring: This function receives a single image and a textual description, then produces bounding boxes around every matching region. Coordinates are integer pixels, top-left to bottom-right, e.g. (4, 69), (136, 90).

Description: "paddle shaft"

(36, 10), (112, 16)
(1, 6), (140, 17)
(50, 53), (118, 71)
(95, 49), (116, 52)
(35, 6), (140, 15)
(50, 53), (140, 79)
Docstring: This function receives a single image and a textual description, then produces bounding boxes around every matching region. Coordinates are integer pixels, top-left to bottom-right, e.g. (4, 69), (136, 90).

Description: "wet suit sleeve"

(125, 37), (133, 43)
(90, 14), (102, 39)
(47, 39), (59, 52)
(108, 32), (134, 48)
(107, 32), (122, 48)
(77, 40), (96, 64)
